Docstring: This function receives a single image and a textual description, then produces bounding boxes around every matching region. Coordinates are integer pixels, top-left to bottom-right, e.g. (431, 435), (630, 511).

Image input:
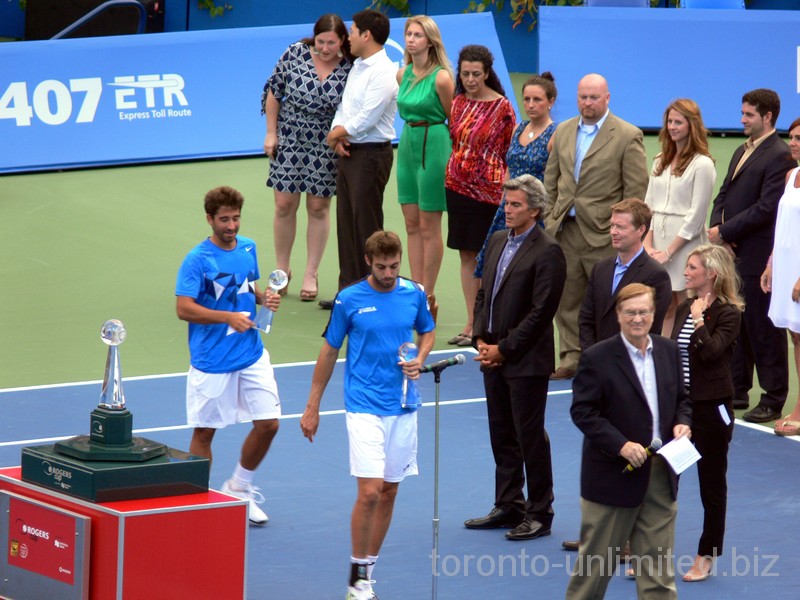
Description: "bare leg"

(190, 427), (216, 465)
(780, 331), (800, 422)
(661, 290), (687, 336)
(458, 249), (479, 336)
(351, 477), (388, 558)
(273, 190), (301, 275)
(302, 194), (331, 293)
(419, 209), (444, 295)
(350, 478), (400, 558)
(402, 204), (423, 284)
(367, 482), (399, 556)
(239, 419), (279, 471)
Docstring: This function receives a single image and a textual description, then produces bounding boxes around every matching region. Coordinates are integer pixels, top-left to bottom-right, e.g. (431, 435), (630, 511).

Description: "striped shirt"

(675, 313), (694, 389)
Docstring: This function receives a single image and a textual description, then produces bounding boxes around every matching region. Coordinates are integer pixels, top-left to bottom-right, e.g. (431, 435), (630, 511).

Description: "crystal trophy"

(99, 318), (127, 409)
(52, 319), (167, 462)
(398, 342), (421, 409)
(254, 269), (289, 334)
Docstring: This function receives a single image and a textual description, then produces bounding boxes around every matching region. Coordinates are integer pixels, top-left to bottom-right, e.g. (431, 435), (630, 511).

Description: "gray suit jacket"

(543, 112), (648, 247)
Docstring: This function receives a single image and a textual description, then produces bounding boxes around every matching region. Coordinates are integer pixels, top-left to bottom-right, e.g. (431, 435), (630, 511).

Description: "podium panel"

(0, 467), (247, 600)
(0, 491), (90, 600)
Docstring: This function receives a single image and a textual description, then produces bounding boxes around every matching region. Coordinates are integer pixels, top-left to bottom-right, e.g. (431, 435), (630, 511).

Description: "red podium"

(0, 467), (247, 600)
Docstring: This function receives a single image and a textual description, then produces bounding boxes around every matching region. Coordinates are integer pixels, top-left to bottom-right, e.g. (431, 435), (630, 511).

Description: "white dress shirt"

(332, 48), (398, 143)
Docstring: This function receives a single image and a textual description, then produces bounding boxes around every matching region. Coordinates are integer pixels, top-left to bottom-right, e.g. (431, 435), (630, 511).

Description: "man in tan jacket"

(544, 73), (648, 379)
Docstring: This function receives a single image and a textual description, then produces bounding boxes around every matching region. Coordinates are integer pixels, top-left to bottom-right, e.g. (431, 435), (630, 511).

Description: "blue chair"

(585, 0), (649, 5)
(681, 0), (745, 7)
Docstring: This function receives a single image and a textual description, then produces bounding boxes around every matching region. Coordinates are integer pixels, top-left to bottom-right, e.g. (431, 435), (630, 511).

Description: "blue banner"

(0, 13), (515, 174)
(539, 7), (800, 132)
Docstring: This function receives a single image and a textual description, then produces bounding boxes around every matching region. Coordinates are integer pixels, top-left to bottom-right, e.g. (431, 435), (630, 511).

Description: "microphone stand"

(428, 364), (446, 600)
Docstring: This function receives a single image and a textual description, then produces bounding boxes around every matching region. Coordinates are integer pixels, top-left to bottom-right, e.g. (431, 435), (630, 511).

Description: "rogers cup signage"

(7, 496), (78, 585)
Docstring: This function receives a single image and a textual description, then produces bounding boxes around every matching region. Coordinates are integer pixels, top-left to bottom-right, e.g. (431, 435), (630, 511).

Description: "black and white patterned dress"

(262, 42), (351, 197)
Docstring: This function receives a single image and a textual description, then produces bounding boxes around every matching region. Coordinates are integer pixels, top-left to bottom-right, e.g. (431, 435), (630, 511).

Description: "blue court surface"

(1, 349), (798, 599)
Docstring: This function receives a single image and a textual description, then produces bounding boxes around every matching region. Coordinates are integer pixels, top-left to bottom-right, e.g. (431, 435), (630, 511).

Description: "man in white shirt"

(321, 9), (398, 309)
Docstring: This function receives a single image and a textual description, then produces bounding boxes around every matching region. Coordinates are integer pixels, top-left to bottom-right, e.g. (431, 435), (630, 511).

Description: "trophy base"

(20, 444), (210, 503)
(54, 434), (167, 462)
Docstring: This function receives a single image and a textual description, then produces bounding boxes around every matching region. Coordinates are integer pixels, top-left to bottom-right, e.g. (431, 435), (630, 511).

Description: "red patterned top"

(445, 94), (515, 205)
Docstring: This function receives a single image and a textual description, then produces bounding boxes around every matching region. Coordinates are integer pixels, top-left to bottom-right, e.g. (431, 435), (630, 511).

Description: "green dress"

(396, 66), (451, 211)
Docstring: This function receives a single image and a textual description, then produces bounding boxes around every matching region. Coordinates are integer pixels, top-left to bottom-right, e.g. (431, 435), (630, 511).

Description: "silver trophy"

(398, 342), (421, 409)
(99, 319), (127, 410)
(254, 269), (289, 334)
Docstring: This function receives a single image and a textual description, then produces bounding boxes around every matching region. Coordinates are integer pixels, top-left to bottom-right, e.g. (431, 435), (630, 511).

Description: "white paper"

(719, 404), (731, 426)
(656, 435), (701, 475)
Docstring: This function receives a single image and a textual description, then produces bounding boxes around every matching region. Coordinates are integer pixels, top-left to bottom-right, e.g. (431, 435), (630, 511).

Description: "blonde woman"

(396, 16), (455, 318)
(671, 244), (743, 582)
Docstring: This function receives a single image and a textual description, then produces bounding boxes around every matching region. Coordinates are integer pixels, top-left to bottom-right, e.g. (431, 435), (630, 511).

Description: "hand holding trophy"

(254, 269), (289, 334)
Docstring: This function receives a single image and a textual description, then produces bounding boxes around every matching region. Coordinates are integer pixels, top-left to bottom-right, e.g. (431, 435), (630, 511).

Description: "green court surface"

(1, 111), (796, 424)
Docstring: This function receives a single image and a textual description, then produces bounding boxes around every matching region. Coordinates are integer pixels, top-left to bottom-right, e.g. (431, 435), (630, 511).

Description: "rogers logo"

(17, 520), (51, 541)
(43, 460), (73, 482)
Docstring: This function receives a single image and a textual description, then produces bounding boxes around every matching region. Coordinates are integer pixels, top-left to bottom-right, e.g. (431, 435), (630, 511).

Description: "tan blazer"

(543, 112), (648, 248)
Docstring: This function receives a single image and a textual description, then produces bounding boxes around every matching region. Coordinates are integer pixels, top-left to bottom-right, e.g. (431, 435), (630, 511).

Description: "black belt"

(408, 120), (444, 169)
(348, 141), (391, 151)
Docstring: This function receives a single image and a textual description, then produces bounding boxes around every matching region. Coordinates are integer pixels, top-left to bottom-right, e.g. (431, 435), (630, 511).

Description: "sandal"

(300, 276), (318, 302)
(447, 332), (471, 345)
(774, 417), (800, 437)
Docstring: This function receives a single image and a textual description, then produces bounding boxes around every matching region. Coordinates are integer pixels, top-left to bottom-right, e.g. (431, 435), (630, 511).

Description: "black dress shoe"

(464, 507), (523, 529)
(732, 397), (750, 410)
(505, 518), (551, 541)
(562, 539), (580, 551)
(743, 404), (781, 423)
(318, 299), (334, 310)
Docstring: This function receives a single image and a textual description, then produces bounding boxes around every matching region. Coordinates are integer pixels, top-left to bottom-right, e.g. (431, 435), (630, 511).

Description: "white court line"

(4, 350), (796, 445)
(0, 389), (572, 449)
(0, 349), (479, 394)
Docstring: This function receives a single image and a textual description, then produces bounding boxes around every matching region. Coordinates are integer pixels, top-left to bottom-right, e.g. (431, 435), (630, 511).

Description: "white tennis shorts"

(346, 411), (419, 483)
(186, 352), (281, 428)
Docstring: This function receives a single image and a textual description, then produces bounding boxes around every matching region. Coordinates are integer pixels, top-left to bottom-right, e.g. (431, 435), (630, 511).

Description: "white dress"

(644, 153), (716, 290)
(768, 166), (800, 333)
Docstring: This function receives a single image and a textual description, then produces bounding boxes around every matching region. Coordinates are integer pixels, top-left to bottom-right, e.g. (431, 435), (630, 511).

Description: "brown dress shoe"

(550, 367), (576, 380)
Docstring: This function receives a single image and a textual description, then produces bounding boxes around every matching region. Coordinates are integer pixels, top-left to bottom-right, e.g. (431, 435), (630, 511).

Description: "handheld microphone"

(419, 354), (466, 374)
(622, 438), (662, 474)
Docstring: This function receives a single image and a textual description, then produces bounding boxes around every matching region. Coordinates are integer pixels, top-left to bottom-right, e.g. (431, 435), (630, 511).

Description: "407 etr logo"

(0, 74), (190, 126)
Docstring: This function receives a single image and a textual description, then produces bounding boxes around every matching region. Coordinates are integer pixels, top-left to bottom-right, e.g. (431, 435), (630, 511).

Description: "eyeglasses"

(621, 309), (654, 319)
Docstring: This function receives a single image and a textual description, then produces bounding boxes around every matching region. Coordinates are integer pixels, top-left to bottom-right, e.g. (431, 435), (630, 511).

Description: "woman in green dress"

(396, 15), (455, 320)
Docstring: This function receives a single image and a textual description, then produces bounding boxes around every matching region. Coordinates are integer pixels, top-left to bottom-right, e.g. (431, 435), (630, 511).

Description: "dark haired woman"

(474, 72), (557, 279)
(762, 116), (800, 436)
(444, 44), (515, 346)
(262, 14), (352, 301)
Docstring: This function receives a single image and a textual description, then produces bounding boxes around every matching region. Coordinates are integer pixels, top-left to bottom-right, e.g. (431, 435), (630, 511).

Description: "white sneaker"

(345, 579), (378, 600)
(221, 479), (268, 525)
(344, 579), (378, 600)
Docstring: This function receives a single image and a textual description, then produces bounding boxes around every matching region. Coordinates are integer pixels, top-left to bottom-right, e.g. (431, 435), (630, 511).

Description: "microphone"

(622, 438), (662, 474)
(419, 354), (466, 374)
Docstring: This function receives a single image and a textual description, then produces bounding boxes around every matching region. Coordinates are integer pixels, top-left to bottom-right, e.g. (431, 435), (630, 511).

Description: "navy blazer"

(571, 334), (692, 507)
(473, 225), (566, 378)
(578, 250), (672, 350)
(709, 131), (794, 276)
(670, 298), (741, 403)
